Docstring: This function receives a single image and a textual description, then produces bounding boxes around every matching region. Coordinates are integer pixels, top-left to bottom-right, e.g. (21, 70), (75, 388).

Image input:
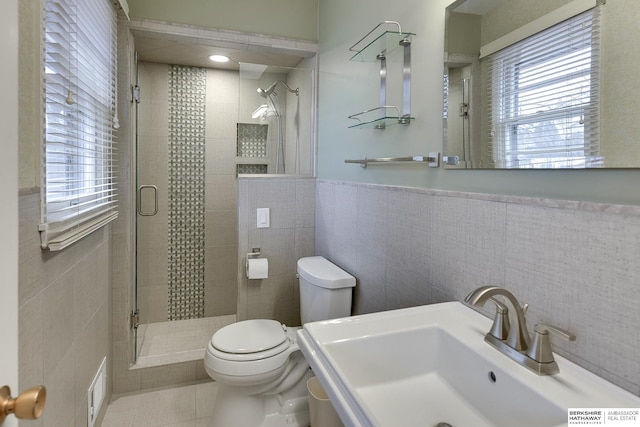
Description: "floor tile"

(102, 381), (217, 427)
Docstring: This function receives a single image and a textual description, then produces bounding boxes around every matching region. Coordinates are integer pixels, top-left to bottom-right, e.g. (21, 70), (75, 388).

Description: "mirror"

(443, 0), (640, 169)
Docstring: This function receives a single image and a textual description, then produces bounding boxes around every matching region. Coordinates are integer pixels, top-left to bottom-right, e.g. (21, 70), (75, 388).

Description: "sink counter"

(297, 302), (640, 427)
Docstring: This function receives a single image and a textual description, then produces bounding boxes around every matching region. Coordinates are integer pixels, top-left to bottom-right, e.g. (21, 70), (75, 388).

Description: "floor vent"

(87, 357), (107, 427)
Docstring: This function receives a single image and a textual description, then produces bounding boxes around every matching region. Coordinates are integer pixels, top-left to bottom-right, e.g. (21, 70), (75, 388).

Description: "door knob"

(0, 385), (46, 425)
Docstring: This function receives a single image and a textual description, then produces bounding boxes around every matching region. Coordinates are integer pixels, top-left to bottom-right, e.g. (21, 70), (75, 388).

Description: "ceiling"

(132, 29), (310, 71)
(450, 0), (508, 15)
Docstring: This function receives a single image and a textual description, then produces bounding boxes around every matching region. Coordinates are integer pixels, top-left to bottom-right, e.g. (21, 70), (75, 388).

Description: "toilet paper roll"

(246, 257), (268, 279)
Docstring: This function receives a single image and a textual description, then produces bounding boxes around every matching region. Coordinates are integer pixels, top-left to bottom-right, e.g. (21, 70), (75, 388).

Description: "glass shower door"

(134, 60), (175, 361)
(134, 61), (213, 362)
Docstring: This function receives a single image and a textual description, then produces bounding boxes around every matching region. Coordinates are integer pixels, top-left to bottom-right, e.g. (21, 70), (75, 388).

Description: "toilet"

(204, 256), (356, 427)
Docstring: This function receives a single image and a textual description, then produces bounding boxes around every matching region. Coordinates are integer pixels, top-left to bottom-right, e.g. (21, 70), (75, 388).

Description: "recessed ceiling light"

(209, 54), (230, 63)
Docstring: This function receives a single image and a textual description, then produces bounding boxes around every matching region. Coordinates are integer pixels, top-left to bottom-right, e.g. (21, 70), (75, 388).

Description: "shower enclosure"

(132, 41), (315, 366)
(255, 80), (299, 174)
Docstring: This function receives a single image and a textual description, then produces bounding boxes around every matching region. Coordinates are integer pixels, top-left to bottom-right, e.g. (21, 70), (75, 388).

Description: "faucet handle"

(536, 324), (576, 341)
(488, 298), (510, 340)
(489, 297), (508, 313)
(526, 324), (576, 364)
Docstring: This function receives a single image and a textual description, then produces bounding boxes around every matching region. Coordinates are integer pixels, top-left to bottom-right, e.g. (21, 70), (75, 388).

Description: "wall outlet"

(87, 357), (107, 427)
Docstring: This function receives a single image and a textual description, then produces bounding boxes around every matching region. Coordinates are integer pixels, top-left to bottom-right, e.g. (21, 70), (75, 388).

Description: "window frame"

(484, 7), (602, 169)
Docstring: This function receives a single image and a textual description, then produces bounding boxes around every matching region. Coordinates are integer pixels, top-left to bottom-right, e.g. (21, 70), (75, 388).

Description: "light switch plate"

(257, 208), (270, 228)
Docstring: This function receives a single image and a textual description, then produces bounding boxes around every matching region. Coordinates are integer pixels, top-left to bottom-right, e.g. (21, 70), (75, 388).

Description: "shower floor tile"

(135, 315), (236, 369)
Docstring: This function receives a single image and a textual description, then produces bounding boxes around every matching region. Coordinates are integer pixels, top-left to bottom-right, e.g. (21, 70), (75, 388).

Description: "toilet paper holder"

(247, 248), (261, 259)
(245, 248), (268, 280)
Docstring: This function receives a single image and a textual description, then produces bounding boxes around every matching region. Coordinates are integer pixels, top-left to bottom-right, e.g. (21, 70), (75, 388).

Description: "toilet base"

(210, 354), (313, 427)
(212, 386), (311, 427)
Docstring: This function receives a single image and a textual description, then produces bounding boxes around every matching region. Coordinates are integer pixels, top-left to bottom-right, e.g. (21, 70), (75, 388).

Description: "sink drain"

(435, 423), (453, 427)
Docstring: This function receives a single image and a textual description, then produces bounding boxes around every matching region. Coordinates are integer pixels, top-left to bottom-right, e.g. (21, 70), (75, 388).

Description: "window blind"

(41, 0), (118, 251)
(483, 8), (601, 169)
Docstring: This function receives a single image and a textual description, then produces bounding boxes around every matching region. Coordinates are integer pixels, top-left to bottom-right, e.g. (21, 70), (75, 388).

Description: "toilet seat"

(205, 320), (300, 378)
(211, 319), (288, 361)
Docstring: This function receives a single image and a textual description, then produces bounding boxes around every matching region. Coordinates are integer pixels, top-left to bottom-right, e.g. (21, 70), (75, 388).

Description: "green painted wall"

(317, 0), (640, 205)
(127, 0), (319, 42)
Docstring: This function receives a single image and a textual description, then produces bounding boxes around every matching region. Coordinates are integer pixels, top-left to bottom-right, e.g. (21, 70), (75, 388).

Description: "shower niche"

(236, 123), (268, 175)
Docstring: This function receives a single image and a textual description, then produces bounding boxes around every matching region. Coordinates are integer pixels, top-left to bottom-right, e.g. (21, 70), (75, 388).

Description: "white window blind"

(483, 8), (601, 169)
(41, 0), (118, 251)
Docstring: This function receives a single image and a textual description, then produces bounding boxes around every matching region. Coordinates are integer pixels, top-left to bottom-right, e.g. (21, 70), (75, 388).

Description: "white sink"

(297, 302), (640, 427)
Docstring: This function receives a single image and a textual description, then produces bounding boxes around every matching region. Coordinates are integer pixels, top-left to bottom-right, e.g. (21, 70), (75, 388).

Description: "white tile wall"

(19, 192), (112, 427)
(237, 177), (316, 324)
(315, 180), (640, 395)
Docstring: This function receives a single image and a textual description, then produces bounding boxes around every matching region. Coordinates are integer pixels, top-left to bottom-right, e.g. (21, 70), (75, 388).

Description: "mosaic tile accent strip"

(237, 164), (268, 175)
(237, 123), (268, 157)
(168, 65), (206, 321)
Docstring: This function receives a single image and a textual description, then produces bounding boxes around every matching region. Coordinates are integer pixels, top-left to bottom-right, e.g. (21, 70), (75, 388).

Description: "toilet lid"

(211, 319), (287, 354)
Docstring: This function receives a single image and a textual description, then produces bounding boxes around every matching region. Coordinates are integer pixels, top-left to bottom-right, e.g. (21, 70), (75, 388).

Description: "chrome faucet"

(465, 285), (530, 351)
(465, 285), (576, 375)
(486, 297), (510, 341)
(526, 324), (576, 374)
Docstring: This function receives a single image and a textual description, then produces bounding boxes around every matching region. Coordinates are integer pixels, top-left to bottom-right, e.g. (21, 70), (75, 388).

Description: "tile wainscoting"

(315, 179), (640, 395)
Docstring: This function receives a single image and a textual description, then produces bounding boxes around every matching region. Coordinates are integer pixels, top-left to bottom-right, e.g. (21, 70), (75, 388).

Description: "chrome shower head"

(257, 81), (278, 98)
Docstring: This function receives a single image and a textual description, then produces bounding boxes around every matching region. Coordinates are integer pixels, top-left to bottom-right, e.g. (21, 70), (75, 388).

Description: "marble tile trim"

(317, 179), (640, 217)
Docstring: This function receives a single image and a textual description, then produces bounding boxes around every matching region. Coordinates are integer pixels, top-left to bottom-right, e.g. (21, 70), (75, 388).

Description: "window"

(484, 8), (601, 168)
(40, 0), (118, 251)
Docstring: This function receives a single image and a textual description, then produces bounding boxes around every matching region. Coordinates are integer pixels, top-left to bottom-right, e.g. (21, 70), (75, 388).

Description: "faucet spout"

(465, 286), (530, 351)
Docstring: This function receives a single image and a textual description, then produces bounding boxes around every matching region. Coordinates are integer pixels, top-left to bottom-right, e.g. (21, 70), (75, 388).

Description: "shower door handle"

(137, 185), (158, 216)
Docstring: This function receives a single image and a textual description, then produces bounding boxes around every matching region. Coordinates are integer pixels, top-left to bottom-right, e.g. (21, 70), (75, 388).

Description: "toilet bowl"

(204, 256), (356, 427)
(205, 320), (313, 427)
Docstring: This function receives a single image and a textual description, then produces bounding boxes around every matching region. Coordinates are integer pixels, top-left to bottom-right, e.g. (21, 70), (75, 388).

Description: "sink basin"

(297, 302), (640, 427)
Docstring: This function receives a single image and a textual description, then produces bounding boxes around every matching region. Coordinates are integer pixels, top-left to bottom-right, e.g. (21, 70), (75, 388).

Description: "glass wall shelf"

(348, 106), (413, 129)
(350, 30), (415, 62)
(347, 22), (414, 130)
(348, 115), (415, 129)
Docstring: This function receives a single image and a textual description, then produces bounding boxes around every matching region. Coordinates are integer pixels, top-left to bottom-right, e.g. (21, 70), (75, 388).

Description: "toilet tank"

(297, 256), (356, 325)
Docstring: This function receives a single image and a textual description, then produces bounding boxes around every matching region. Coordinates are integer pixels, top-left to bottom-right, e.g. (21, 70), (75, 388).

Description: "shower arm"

(259, 81), (299, 97)
(276, 81), (299, 96)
